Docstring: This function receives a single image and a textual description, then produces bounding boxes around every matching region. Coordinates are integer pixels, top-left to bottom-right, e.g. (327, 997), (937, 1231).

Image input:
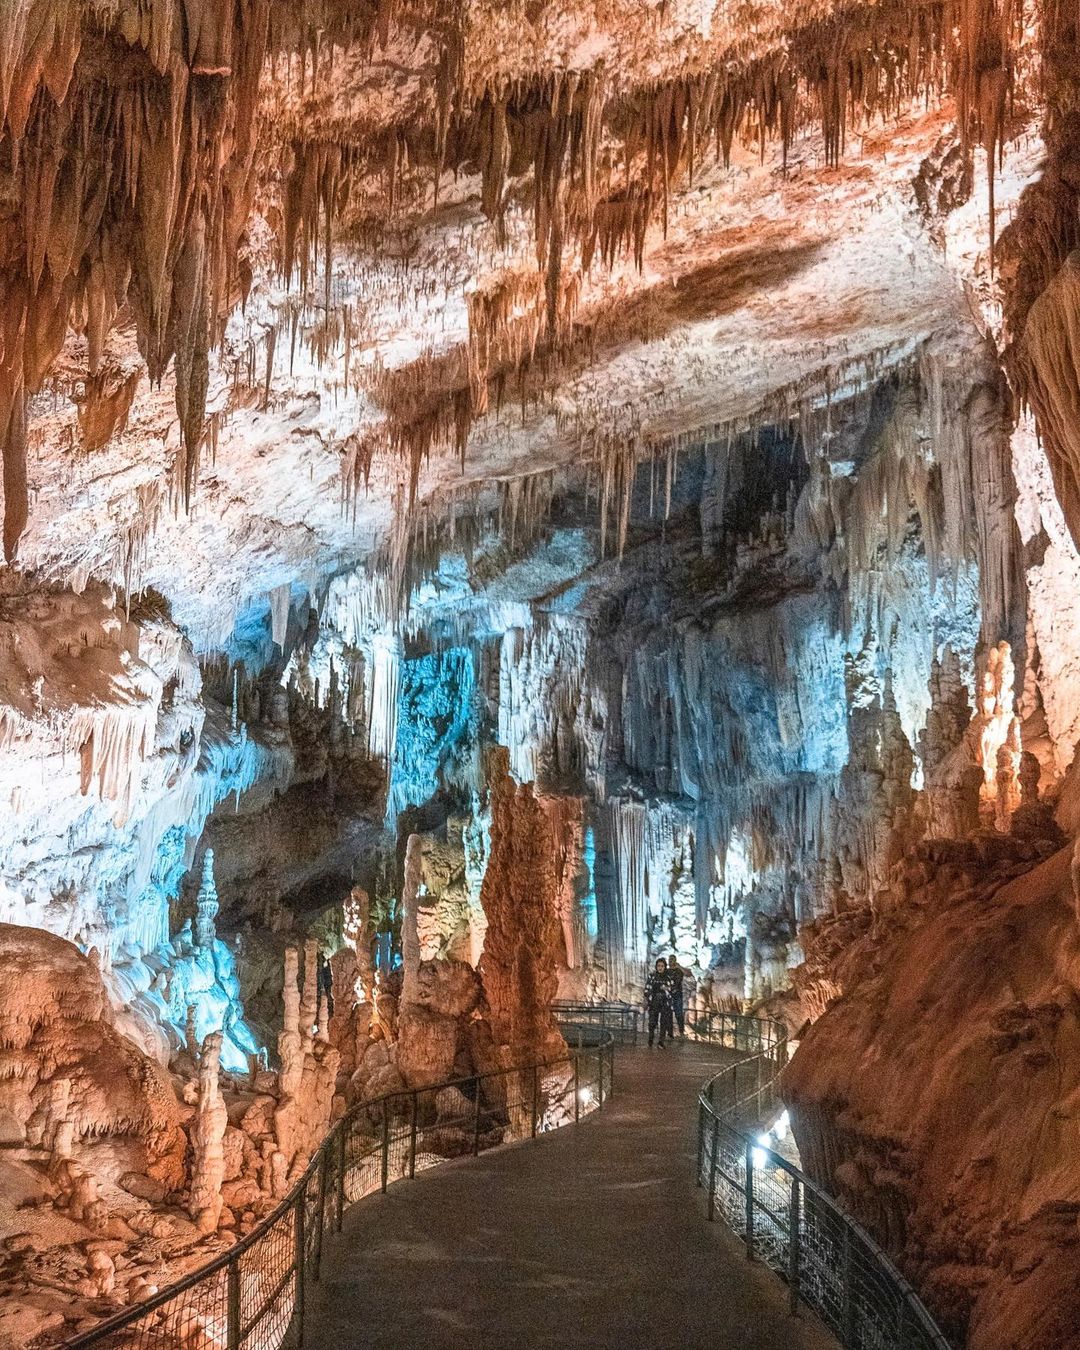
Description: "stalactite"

(1021, 253), (1080, 551)
(0, 0), (272, 555)
(269, 583), (292, 651)
(604, 798), (649, 986)
(951, 0), (1025, 269)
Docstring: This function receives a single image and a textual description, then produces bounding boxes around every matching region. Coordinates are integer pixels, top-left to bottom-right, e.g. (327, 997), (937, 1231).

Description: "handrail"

(552, 999), (641, 1044)
(694, 1018), (952, 1350)
(66, 1015), (616, 1348)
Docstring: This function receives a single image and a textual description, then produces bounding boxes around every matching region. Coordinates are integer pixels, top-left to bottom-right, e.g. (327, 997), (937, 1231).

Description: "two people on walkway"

(644, 956), (687, 1048)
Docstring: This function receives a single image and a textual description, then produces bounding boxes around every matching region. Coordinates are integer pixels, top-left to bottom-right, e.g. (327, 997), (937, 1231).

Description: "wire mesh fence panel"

(752, 1153), (794, 1275)
(383, 1092), (415, 1183)
(172, 1267), (230, 1349)
(77, 1263), (231, 1350)
(576, 1046), (603, 1117)
(503, 1066), (534, 1142)
(236, 1204), (297, 1348)
(342, 1110), (383, 1203)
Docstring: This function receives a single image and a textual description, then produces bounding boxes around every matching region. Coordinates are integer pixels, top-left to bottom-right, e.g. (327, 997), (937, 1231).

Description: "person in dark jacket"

(665, 956), (686, 1038)
(644, 957), (674, 1048)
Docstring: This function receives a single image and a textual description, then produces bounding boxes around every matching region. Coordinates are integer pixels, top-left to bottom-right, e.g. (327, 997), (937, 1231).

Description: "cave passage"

(306, 1042), (837, 1350)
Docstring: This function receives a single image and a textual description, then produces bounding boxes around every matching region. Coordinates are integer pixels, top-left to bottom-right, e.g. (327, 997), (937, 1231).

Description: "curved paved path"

(306, 1042), (838, 1349)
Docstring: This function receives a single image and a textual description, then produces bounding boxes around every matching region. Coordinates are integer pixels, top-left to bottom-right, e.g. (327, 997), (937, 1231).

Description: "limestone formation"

(343, 886), (376, 1007)
(478, 749), (566, 1068)
(272, 944), (339, 1189)
(921, 646), (980, 840)
(189, 1032), (228, 1234)
(193, 850), (220, 950)
(401, 834), (424, 1009)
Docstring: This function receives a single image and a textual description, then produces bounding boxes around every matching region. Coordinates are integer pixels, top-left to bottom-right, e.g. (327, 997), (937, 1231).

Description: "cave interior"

(1, 1), (1080, 1346)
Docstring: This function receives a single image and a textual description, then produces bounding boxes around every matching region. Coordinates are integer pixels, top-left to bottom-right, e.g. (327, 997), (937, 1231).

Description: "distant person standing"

(644, 958), (674, 1049)
(665, 957), (686, 1038)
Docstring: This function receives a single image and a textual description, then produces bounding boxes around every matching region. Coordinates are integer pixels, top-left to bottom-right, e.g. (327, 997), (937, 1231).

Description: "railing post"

(313, 1144), (328, 1280)
(788, 1177), (801, 1316)
(227, 1254), (240, 1350)
(473, 1078), (482, 1156)
(744, 1138), (755, 1260)
(409, 1090), (418, 1179)
(530, 1064), (539, 1138)
(696, 1100), (705, 1187)
(573, 1054), (581, 1123)
(706, 1115), (720, 1221)
(380, 1100), (390, 1193)
(294, 1189), (305, 1345)
(335, 1121), (346, 1232)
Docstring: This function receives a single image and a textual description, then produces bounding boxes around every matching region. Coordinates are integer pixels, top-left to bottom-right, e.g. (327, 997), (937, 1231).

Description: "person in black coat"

(644, 957), (674, 1048)
(665, 957), (686, 1038)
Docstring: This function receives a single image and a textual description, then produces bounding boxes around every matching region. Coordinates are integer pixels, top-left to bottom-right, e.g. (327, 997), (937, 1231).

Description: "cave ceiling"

(0, 0), (1054, 642)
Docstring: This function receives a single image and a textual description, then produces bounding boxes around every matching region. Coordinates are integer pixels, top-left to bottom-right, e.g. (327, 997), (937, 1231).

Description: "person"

(644, 957), (674, 1048)
(666, 956), (686, 1038)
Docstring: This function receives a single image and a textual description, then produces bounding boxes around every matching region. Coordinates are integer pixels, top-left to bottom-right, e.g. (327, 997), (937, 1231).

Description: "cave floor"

(305, 1041), (838, 1349)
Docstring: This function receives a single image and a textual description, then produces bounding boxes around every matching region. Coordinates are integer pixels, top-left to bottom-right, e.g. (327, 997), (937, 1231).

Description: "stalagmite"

(193, 850), (219, 950)
(478, 749), (564, 1065)
(401, 833), (423, 1008)
(273, 944), (303, 1187)
(185, 1004), (199, 1060)
(994, 719), (1022, 833)
(189, 1031), (227, 1234)
(300, 937), (319, 1043)
(343, 885), (375, 1005)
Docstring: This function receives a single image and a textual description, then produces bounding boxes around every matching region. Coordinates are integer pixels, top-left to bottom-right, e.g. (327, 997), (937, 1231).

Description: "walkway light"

(578, 1086), (593, 1106)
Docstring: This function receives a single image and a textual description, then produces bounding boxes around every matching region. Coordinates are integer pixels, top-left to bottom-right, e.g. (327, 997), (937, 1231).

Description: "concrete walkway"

(306, 1042), (838, 1350)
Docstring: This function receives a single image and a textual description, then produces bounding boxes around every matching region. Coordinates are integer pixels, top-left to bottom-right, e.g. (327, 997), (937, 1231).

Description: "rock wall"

(784, 845), (1080, 1348)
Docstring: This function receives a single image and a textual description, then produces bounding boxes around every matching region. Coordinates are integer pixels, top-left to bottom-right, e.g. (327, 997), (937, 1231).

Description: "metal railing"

(696, 1026), (951, 1350)
(68, 1020), (615, 1349)
(552, 998), (784, 1049)
(552, 999), (641, 1044)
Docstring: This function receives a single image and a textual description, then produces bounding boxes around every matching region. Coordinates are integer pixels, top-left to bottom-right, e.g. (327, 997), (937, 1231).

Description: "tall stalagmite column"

(478, 748), (564, 1065)
(190, 1031), (228, 1234)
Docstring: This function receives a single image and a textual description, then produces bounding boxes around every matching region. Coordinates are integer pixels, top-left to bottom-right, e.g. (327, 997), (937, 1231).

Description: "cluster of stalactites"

(0, 0), (271, 560)
(273, 0), (1024, 504)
